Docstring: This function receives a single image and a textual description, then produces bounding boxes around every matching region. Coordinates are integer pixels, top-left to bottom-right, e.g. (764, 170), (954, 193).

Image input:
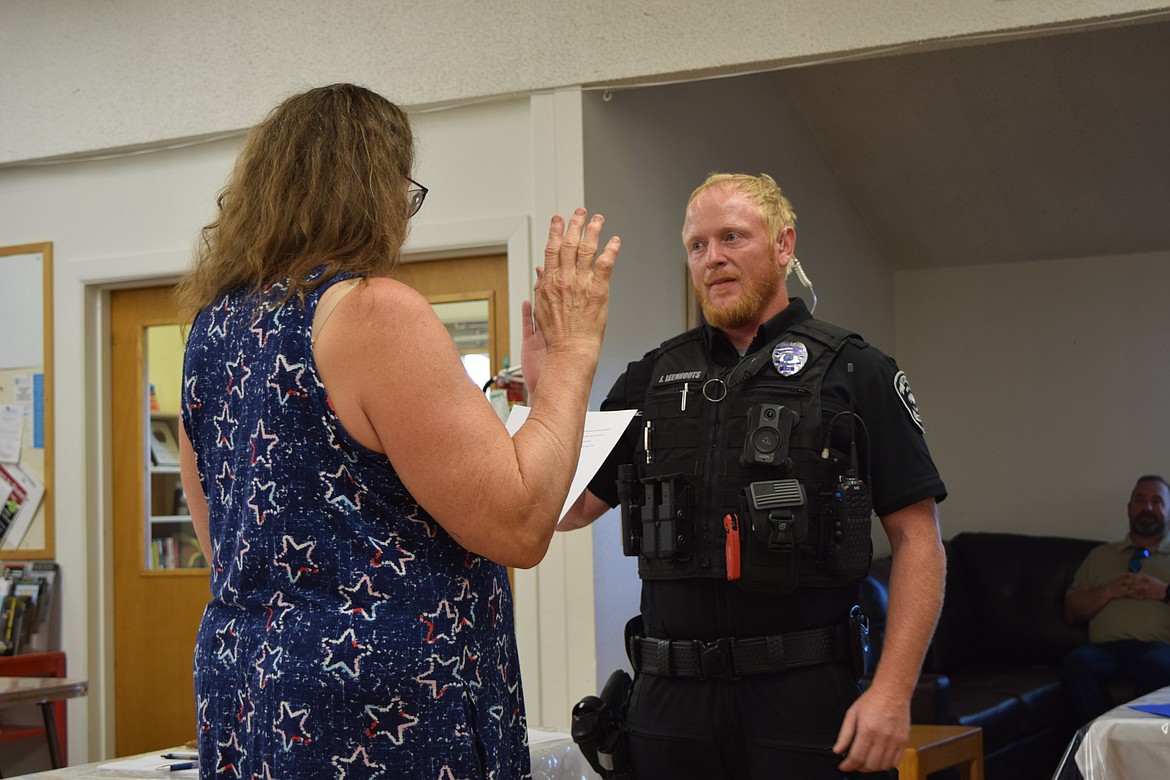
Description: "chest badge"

(771, 341), (808, 376)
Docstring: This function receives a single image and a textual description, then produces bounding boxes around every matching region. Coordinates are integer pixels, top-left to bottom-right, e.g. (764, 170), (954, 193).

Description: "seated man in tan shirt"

(1063, 474), (1170, 725)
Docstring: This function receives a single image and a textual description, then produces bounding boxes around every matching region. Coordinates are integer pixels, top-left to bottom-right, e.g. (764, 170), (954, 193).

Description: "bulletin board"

(0, 243), (54, 559)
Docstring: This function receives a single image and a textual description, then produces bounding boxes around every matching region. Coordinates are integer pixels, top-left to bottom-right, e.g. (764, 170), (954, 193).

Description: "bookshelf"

(146, 414), (204, 570)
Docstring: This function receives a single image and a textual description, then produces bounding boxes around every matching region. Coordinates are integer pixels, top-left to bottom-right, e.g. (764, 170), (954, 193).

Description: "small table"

(897, 724), (984, 780)
(0, 677), (89, 770)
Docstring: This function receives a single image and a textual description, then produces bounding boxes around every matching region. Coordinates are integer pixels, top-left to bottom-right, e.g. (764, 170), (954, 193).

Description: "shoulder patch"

(893, 371), (924, 432)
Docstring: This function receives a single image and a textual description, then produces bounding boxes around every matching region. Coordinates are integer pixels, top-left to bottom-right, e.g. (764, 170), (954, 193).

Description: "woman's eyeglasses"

(1128, 547), (1150, 573)
(407, 178), (428, 218)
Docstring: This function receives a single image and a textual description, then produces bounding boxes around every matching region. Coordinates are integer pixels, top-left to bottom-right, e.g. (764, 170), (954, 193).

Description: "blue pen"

(161, 762), (197, 772)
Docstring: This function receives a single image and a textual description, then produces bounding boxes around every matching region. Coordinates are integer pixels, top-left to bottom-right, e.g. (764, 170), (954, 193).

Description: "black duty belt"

(630, 625), (846, 681)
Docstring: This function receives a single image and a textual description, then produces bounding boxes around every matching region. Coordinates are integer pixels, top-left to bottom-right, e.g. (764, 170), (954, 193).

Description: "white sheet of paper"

(505, 405), (636, 520)
(0, 253), (44, 369)
(12, 374), (34, 414)
(99, 753), (199, 774)
(0, 405), (22, 463)
(527, 727), (574, 745)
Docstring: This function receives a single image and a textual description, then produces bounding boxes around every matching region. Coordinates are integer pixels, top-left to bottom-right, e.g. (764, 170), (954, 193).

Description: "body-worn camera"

(741, 404), (799, 468)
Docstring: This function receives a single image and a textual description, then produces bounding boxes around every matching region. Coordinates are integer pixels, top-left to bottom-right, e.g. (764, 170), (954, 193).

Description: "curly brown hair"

(176, 83), (415, 319)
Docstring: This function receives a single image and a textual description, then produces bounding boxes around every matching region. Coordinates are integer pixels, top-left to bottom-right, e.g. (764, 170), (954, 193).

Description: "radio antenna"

(847, 363), (860, 479)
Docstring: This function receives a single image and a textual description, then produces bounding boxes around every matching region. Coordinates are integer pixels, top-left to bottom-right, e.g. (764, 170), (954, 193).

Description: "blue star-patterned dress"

(182, 272), (531, 779)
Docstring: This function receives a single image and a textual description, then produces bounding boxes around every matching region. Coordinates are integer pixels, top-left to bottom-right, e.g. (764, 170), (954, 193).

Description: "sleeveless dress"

(182, 272), (531, 779)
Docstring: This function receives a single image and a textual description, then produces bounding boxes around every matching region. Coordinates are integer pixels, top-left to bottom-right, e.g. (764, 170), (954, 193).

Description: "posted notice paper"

(0, 404), (22, 463)
(0, 460), (44, 549)
(505, 405), (636, 520)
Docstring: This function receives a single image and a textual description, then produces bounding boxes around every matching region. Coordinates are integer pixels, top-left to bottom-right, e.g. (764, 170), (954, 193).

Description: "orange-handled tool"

(724, 514), (741, 581)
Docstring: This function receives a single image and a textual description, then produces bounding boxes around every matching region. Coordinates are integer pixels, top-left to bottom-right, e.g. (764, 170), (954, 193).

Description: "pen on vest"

(159, 762), (197, 771)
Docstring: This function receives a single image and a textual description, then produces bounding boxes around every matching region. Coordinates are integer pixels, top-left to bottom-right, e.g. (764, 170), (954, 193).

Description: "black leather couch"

(862, 531), (1118, 780)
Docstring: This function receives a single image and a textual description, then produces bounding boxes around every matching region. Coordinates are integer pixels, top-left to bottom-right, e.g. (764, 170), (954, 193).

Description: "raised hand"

(533, 209), (620, 357)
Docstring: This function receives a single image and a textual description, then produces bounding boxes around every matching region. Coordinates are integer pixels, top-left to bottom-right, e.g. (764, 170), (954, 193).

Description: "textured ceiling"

(778, 19), (1170, 269)
(6, 0), (1165, 165)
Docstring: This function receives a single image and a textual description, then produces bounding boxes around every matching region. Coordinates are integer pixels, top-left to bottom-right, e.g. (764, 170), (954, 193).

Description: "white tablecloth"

(529, 728), (603, 780)
(1052, 685), (1170, 779)
(6, 730), (601, 780)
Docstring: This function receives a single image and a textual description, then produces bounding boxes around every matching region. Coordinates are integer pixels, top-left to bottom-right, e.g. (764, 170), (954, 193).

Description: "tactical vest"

(618, 319), (874, 593)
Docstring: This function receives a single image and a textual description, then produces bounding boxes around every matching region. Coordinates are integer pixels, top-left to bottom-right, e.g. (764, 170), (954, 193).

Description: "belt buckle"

(697, 638), (738, 681)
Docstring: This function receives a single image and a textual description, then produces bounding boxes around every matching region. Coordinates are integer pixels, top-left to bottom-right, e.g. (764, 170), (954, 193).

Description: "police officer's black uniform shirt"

(588, 298), (946, 641)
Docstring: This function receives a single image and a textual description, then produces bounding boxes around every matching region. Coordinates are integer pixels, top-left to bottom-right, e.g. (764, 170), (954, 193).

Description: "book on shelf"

(153, 536), (173, 569)
(151, 533), (204, 569)
(0, 594), (27, 655)
(150, 419), (181, 467)
(0, 560), (58, 654)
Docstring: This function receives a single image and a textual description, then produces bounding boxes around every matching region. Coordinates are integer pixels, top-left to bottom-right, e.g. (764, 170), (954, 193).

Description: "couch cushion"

(945, 668), (1069, 752)
(951, 685), (1024, 755)
(982, 722), (1071, 780)
(929, 532), (1101, 672)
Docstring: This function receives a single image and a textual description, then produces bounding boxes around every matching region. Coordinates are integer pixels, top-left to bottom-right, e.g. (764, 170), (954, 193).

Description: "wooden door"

(392, 253), (510, 378)
(395, 254), (513, 589)
(107, 258), (509, 754)
(110, 286), (207, 755)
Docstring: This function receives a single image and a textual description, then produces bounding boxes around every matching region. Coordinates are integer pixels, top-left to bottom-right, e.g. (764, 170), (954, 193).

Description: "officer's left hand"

(833, 683), (910, 773)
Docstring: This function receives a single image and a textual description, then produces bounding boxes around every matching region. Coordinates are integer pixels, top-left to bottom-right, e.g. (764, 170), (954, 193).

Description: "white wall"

(4, 0), (1168, 163)
(0, 134), (243, 768)
(895, 250), (1170, 542)
(581, 72), (895, 682)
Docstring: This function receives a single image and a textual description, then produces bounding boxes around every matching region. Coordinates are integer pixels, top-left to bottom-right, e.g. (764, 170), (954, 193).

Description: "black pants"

(625, 661), (894, 780)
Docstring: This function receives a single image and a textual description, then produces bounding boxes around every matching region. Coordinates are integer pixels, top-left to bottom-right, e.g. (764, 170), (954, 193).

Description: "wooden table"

(897, 724), (984, 780)
(0, 677), (88, 770)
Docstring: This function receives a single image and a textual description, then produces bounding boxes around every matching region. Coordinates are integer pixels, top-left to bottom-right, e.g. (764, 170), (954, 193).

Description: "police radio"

(819, 363), (873, 580)
(821, 476), (873, 580)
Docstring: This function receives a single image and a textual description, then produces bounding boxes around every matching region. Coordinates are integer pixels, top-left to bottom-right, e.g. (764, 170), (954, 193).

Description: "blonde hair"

(176, 83), (415, 319)
(686, 172), (797, 244)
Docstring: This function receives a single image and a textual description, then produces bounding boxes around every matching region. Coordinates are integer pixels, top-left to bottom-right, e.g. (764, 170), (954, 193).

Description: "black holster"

(571, 668), (633, 779)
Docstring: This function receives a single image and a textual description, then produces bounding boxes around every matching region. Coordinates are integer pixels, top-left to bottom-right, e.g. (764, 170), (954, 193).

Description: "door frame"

(56, 213), (597, 759)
